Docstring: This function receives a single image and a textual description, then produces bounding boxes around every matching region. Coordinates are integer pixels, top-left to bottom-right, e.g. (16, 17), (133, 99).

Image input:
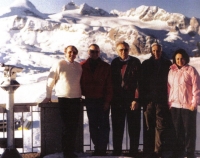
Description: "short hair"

(88, 44), (100, 50)
(64, 45), (78, 54)
(151, 42), (162, 48)
(150, 42), (162, 55)
(172, 49), (190, 64)
(116, 41), (129, 48)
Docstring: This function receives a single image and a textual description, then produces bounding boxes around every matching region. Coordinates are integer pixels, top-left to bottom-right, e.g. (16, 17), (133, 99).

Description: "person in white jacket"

(42, 45), (82, 158)
(168, 48), (200, 158)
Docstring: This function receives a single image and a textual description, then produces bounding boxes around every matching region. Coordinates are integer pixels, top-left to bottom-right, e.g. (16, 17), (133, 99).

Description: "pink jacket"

(168, 64), (200, 109)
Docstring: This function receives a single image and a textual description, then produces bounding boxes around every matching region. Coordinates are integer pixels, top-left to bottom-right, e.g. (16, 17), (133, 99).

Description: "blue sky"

(1, 0), (200, 18)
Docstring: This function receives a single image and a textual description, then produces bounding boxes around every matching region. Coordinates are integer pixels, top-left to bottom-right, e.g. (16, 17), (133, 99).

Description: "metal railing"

(10, 103), (200, 157)
(83, 106), (144, 153)
(0, 103), (200, 157)
(0, 103), (40, 155)
(0, 103), (143, 156)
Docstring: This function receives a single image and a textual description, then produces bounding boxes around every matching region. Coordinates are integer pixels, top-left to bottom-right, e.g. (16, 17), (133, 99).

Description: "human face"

(151, 45), (162, 60)
(117, 44), (129, 60)
(88, 45), (100, 60)
(64, 46), (77, 63)
(175, 53), (186, 67)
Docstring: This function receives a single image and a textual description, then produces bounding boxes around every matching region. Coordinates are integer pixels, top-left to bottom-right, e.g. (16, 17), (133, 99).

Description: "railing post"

(6, 87), (14, 149)
(0, 86), (22, 158)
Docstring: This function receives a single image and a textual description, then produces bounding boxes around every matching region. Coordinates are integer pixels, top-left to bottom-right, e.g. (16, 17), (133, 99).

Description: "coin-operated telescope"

(0, 63), (23, 158)
(0, 63), (23, 90)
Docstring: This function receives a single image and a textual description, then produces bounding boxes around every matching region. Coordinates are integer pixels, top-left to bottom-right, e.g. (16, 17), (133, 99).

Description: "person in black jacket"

(111, 41), (141, 157)
(140, 42), (172, 158)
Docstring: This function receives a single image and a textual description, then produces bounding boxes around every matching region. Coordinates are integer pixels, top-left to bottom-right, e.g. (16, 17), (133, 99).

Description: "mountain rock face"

(108, 25), (156, 55)
(62, 1), (79, 11)
(0, 0), (199, 63)
(188, 17), (200, 33)
(79, 3), (110, 16)
(111, 5), (198, 32)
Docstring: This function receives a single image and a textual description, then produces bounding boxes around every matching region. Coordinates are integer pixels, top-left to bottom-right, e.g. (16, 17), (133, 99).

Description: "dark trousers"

(85, 98), (110, 152)
(58, 98), (81, 156)
(171, 107), (197, 157)
(143, 102), (173, 156)
(111, 103), (141, 155)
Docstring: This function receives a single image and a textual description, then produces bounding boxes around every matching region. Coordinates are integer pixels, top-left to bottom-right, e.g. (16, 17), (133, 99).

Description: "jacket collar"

(119, 56), (130, 62)
(84, 57), (103, 68)
(65, 58), (75, 65)
(170, 63), (189, 71)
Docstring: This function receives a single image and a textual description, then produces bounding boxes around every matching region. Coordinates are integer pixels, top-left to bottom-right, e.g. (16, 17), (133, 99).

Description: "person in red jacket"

(81, 44), (112, 156)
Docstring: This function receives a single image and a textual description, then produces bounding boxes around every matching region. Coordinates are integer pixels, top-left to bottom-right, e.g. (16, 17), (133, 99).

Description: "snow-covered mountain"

(0, 0), (47, 19)
(0, 0), (199, 75)
(62, 2), (110, 16)
(111, 5), (199, 30)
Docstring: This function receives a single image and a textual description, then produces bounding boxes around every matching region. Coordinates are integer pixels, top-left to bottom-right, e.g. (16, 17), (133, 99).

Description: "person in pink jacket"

(168, 48), (200, 158)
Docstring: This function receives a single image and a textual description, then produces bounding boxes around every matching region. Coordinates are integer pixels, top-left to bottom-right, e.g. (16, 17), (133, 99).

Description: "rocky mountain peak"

(79, 3), (110, 16)
(62, 1), (79, 11)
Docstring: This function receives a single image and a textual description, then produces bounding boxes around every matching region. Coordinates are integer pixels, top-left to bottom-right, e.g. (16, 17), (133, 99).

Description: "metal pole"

(0, 85), (22, 158)
(6, 86), (14, 149)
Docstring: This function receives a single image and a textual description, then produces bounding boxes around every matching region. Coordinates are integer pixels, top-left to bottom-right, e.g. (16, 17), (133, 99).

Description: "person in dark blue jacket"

(111, 41), (141, 157)
(140, 42), (172, 158)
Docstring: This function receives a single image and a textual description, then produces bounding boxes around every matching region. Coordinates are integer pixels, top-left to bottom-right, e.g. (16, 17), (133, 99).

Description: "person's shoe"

(92, 150), (98, 156)
(173, 151), (186, 158)
(145, 152), (160, 158)
(128, 151), (139, 158)
(63, 152), (78, 158)
(92, 150), (106, 156)
(98, 151), (107, 156)
(186, 152), (195, 158)
(71, 153), (78, 158)
(161, 151), (173, 158)
(112, 150), (122, 156)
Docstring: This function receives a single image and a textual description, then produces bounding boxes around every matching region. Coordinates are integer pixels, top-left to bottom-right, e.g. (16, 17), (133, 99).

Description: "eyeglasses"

(89, 50), (99, 54)
(118, 49), (129, 52)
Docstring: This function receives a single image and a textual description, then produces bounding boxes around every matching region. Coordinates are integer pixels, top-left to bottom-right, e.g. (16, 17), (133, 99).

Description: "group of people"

(42, 41), (200, 158)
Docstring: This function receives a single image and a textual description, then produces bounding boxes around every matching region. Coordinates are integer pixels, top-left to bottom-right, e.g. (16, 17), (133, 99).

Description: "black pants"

(171, 107), (197, 157)
(111, 102), (141, 155)
(85, 98), (110, 153)
(143, 102), (173, 156)
(58, 97), (81, 156)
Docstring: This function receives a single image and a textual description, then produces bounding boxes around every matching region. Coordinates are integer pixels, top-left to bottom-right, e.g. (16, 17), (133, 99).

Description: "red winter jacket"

(81, 58), (113, 103)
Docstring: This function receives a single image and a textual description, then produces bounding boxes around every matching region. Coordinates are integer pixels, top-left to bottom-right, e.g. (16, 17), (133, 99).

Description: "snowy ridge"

(111, 5), (200, 32)
(0, 0), (47, 19)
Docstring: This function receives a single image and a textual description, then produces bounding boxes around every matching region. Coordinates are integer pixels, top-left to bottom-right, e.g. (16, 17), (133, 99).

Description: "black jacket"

(140, 56), (172, 104)
(111, 56), (141, 104)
